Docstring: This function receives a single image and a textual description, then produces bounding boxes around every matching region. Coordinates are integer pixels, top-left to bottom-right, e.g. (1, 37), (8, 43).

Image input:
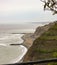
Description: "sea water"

(0, 22), (50, 64)
(0, 34), (27, 64)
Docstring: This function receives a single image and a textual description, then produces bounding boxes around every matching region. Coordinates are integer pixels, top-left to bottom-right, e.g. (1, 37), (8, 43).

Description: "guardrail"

(4, 58), (57, 65)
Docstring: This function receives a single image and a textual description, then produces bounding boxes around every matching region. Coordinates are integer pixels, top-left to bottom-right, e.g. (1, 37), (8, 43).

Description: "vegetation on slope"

(24, 21), (57, 65)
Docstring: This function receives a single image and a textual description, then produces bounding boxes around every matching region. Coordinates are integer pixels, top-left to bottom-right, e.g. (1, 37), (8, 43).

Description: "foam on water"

(0, 44), (6, 46)
(0, 34), (24, 45)
(10, 45), (27, 64)
(0, 34), (27, 64)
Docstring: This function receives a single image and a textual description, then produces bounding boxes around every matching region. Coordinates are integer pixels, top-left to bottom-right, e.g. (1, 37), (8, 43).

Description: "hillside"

(23, 21), (57, 65)
(22, 22), (55, 49)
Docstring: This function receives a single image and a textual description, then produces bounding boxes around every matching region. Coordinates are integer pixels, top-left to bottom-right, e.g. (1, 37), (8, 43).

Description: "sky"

(0, 0), (57, 24)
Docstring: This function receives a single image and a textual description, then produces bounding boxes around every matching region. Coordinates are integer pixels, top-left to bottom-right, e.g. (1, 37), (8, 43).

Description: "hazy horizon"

(0, 22), (50, 33)
(0, 0), (57, 24)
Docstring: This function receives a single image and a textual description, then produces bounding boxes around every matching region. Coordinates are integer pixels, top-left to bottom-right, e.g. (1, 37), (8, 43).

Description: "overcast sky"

(0, 0), (57, 24)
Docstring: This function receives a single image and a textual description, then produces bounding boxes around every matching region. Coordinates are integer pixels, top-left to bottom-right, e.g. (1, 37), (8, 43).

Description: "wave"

(10, 45), (27, 64)
(0, 44), (7, 46)
(0, 34), (27, 64)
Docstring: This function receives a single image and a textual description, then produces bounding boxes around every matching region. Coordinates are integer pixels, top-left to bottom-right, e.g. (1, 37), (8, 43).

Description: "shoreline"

(22, 33), (34, 49)
(18, 33), (34, 63)
(0, 34), (28, 64)
(10, 45), (27, 64)
(10, 34), (28, 64)
(15, 33), (35, 63)
(9, 33), (34, 64)
(0, 32), (34, 64)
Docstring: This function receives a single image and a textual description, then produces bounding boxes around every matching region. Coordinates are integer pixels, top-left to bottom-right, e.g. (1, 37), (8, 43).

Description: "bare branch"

(41, 0), (57, 15)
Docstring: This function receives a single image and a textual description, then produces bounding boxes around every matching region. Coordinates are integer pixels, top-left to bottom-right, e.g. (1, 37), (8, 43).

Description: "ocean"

(0, 34), (27, 64)
(0, 22), (50, 64)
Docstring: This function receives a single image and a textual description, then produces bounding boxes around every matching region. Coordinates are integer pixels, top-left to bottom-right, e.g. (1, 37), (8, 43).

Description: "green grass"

(49, 22), (57, 30)
(38, 23), (57, 40)
(38, 36), (57, 40)
(53, 52), (57, 58)
(47, 52), (57, 65)
(25, 22), (57, 65)
(43, 31), (57, 36)
(48, 63), (57, 65)
(34, 47), (57, 54)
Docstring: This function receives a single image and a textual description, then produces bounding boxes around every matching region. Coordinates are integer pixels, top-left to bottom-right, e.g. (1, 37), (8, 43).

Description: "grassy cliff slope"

(24, 21), (57, 65)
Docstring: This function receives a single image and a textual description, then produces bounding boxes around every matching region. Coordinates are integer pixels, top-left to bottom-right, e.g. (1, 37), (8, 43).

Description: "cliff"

(22, 22), (55, 48)
(23, 21), (57, 65)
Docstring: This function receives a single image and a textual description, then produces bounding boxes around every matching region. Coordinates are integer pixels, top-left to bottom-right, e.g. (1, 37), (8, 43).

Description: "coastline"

(23, 21), (57, 62)
(20, 33), (34, 63)
(10, 34), (28, 64)
(22, 33), (34, 49)
(18, 23), (51, 62)
(9, 33), (34, 64)
(0, 34), (28, 64)
(10, 45), (27, 64)
(11, 33), (34, 64)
